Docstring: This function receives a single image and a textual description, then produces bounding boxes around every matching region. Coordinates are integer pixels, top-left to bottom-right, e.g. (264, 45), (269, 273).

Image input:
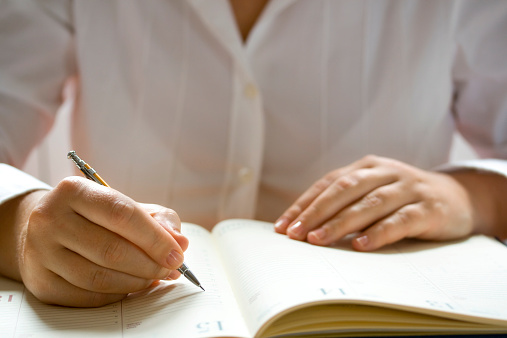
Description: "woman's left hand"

(275, 155), (475, 251)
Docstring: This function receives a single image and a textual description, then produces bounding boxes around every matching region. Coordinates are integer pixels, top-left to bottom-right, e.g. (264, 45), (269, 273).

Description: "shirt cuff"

(0, 164), (52, 204)
(435, 158), (507, 178)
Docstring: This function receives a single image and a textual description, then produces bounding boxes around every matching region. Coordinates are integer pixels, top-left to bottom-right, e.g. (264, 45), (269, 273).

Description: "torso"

(70, 1), (459, 227)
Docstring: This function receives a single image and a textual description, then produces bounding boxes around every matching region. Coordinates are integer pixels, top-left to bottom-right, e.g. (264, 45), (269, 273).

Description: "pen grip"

(83, 163), (109, 187)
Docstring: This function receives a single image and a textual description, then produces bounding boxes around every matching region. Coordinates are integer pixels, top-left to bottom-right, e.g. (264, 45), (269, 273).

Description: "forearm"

(448, 170), (507, 240)
(0, 190), (48, 281)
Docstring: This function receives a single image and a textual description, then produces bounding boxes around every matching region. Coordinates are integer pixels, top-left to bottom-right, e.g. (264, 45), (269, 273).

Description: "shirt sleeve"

(447, 0), (507, 178)
(0, 164), (51, 204)
(0, 1), (74, 202)
(450, 0), (507, 178)
(0, 0), (75, 168)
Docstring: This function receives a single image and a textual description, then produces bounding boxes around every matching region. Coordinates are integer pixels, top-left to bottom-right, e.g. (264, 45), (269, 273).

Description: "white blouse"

(1, 0), (506, 230)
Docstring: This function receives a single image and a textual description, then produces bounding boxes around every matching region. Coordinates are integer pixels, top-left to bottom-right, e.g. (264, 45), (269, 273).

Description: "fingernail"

(355, 235), (369, 248)
(288, 221), (303, 236)
(274, 218), (287, 230)
(166, 250), (183, 268)
(309, 227), (327, 241)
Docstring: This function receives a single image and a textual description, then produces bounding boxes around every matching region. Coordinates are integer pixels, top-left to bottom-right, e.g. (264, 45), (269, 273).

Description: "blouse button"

(244, 83), (258, 99)
(238, 167), (253, 184)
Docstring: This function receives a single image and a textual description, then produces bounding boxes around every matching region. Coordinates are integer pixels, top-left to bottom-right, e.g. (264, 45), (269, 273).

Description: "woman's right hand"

(17, 176), (188, 307)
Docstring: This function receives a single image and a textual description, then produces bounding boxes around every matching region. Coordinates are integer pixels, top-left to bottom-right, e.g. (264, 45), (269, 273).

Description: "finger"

(167, 226), (190, 252)
(286, 167), (397, 241)
(352, 203), (427, 251)
(274, 174), (337, 234)
(46, 247), (155, 294)
(167, 269), (181, 280)
(143, 204), (189, 252)
(54, 177), (184, 270)
(307, 182), (415, 246)
(56, 213), (172, 280)
(274, 155), (385, 233)
(275, 164), (363, 234)
(143, 203), (182, 233)
(29, 270), (126, 307)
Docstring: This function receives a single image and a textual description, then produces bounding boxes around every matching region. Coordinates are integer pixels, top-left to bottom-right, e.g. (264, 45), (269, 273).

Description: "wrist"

(447, 170), (507, 239)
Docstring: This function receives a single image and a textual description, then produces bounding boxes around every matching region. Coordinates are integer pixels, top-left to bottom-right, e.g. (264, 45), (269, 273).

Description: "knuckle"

(287, 204), (303, 217)
(56, 176), (80, 190)
(101, 240), (127, 266)
(323, 217), (348, 238)
(374, 218), (400, 243)
(89, 267), (113, 292)
(332, 175), (358, 191)
(163, 208), (181, 227)
(419, 188), (439, 206)
(361, 154), (381, 166)
(429, 200), (445, 218)
(374, 222), (389, 237)
(306, 203), (324, 218)
(371, 205), (424, 247)
(414, 186), (432, 203)
(165, 208), (180, 221)
(392, 206), (422, 227)
(109, 198), (136, 227)
(405, 205), (425, 221)
(360, 193), (383, 209)
(394, 209), (411, 226)
(55, 176), (86, 197)
(151, 206), (182, 232)
(314, 178), (331, 191)
(370, 222), (397, 248)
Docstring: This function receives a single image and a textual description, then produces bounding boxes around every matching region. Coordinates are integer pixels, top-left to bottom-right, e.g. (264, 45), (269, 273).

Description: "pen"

(67, 150), (204, 291)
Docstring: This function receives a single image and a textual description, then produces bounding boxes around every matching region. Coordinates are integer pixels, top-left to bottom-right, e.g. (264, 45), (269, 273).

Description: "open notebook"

(1, 219), (507, 337)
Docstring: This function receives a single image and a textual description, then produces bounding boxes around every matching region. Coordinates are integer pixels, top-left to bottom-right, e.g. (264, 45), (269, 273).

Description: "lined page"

(393, 237), (507, 319)
(122, 223), (249, 338)
(213, 220), (351, 333)
(13, 291), (121, 337)
(212, 219), (507, 335)
(0, 277), (24, 338)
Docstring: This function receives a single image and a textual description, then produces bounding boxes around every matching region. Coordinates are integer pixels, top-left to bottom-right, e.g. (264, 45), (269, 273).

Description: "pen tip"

(67, 150), (76, 159)
(200, 286), (205, 291)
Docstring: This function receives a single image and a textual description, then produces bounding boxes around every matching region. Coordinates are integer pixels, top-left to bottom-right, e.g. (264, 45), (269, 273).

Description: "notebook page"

(212, 219), (507, 335)
(212, 219), (353, 334)
(317, 235), (507, 323)
(13, 291), (121, 337)
(393, 236), (507, 320)
(0, 277), (24, 337)
(121, 223), (249, 338)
